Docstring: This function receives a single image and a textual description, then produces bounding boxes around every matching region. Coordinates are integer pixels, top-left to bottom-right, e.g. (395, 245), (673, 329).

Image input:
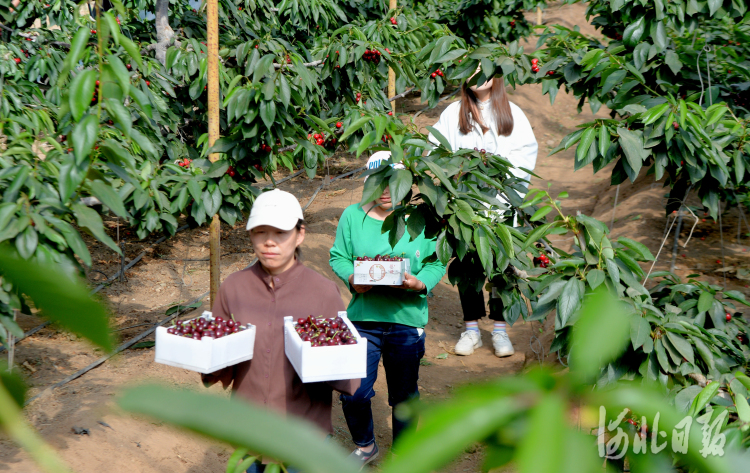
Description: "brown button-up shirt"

(201, 260), (360, 434)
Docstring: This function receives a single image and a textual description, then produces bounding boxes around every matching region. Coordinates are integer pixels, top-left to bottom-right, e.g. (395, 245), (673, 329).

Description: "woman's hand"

(393, 273), (426, 292)
(349, 275), (372, 294)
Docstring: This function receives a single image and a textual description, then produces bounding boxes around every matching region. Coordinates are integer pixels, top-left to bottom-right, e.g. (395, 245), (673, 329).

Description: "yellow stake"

(207, 0), (221, 308)
(388, 0), (397, 112)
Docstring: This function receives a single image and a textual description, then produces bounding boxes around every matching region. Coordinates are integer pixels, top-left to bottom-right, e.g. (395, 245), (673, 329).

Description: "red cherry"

(336, 122), (342, 128)
(387, 111), (393, 116)
(13, 57), (20, 64)
(531, 58), (538, 65)
(431, 72), (437, 78)
(91, 29), (96, 34)
(673, 122), (679, 130)
(316, 138), (324, 145)
(146, 81), (150, 86)
(726, 313), (732, 321)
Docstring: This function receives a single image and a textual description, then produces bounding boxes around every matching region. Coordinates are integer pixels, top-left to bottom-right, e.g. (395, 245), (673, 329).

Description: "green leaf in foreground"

(0, 252), (113, 352)
(118, 385), (360, 473)
(569, 288), (632, 381)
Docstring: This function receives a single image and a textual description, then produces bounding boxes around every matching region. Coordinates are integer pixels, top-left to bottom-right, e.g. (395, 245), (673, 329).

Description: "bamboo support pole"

(207, 0), (221, 308)
(537, 6), (543, 25)
(388, 0), (397, 112)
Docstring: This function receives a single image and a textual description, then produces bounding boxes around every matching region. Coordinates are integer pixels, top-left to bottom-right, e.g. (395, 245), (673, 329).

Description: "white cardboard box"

(353, 259), (411, 285)
(284, 312), (367, 383)
(155, 311), (256, 374)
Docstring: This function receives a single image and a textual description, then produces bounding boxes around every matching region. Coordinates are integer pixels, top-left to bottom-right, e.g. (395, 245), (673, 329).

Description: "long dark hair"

(458, 76), (514, 136)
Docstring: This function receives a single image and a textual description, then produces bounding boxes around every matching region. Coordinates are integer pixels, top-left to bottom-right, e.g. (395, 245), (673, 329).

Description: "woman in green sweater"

(329, 152), (446, 467)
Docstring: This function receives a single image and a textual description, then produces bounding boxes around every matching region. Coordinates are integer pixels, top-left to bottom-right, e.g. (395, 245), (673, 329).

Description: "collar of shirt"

(250, 258), (305, 290)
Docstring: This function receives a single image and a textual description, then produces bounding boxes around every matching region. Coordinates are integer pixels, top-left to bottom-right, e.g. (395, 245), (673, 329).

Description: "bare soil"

(1, 2), (748, 472)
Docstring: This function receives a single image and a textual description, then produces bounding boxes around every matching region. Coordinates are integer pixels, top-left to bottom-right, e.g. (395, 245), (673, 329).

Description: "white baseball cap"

(246, 189), (304, 231)
(364, 152), (404, 181)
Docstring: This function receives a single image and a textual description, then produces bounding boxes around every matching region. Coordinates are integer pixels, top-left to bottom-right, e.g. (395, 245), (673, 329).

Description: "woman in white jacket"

(429, 75), (538, 358)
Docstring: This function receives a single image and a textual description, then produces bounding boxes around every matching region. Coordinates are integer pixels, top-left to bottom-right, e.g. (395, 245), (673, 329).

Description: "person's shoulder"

(221, 266), (258, 288)
(340, 204), (362, 219)
(298, 265), (341, 295)
(441, 100), (462, 117)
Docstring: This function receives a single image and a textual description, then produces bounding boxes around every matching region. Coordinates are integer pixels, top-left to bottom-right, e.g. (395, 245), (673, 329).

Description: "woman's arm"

(414, 239), (447, 293)
(329, 208), (355, 289)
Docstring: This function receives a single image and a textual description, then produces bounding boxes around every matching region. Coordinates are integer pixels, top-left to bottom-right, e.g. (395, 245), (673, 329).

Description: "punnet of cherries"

(294, 315), (358, 347)
(355, 254), (404, 262)
(166, 315), (250, 340)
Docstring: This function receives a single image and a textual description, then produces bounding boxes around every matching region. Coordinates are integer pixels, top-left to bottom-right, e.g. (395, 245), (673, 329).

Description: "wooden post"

(7, 310), (17, 371)
(537, 5), (543, 25)
(388, 0), (397, 112)
(207, 0), (221, 308)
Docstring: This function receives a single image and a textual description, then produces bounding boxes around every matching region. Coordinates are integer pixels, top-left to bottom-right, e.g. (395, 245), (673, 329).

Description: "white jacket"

(428, 100), (538, 185)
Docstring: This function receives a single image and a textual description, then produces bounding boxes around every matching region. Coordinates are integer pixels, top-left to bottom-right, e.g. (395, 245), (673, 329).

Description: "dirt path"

(2, 3), (748, 472)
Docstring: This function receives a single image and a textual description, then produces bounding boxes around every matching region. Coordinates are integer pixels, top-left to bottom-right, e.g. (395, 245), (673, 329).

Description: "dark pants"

(341, 322), (425, 449)
(448, 255), (507, 323)
(459, 285), (506, 322)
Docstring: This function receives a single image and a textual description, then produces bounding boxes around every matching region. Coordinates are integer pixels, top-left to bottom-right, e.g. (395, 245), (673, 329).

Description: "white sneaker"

(492, 331), (515, 357)
(454, 330), (482, 355)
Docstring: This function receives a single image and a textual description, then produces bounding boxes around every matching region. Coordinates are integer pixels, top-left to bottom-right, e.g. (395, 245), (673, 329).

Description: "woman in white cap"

(201, 189), (360, 473)
(429, 73), (538, 359)
(329, 152), (447, 467)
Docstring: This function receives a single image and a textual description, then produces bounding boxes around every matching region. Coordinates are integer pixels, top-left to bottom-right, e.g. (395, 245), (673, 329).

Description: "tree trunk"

(154, 0), (173, 65)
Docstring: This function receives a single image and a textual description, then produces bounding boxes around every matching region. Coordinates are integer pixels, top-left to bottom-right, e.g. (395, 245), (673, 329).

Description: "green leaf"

(389, 169), (413, 205)
(586, 268), (605, 290)
(576, 128), (596, 163)
(435, 229), (452, 265)
(426, 126), (452, 151)
(494, 224), (514, 259)
(107, 54), (130, 98)
(697, 291), (714, 313)
(260, 101), (276, 129)
(59, 28), (90, 83)
(557, 277), (584, 328)
(735, 393), (750, 423)
(119, 35), (143, 69)
(570, 288), (632, 380)
(617, 237), (654, 261)
(105, 99), (132, 138)
(88, 180), (128, 218)
(71, 114), (99, 165)
(630, 316), (650, 350)
(118, 385), (360, 473)
(15, 226), (37, 259)
(339, 115), (370, 142)
(617, 128), (648, 177)
(473, 225), (493, 275)
(0, 252), (113, 352)
(689, 382), (720, 416)
(665, 51), (682, 75)
(622, 16), (645, 46)
(69, 70), (97, 122)
(601, 70), (626, 95)
(530, 206), (553, 222)
(71, 203), (121, 255)
(516, 395), (565, 473)
(665, 331), (694, 364)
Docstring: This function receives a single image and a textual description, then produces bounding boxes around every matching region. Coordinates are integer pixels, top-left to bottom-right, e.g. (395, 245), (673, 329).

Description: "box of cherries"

(284, 312), (367, 383)
(353, 254), (411, 286)
(155, 311), (256, 374)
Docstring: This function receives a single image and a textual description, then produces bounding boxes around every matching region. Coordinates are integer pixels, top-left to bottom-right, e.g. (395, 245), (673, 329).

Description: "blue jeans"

(246, 463), (300, 473)
(340, 322), (426, 448)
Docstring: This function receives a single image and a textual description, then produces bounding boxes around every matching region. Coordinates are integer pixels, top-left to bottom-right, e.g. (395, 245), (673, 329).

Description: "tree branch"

(273, 59), (323, 69)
